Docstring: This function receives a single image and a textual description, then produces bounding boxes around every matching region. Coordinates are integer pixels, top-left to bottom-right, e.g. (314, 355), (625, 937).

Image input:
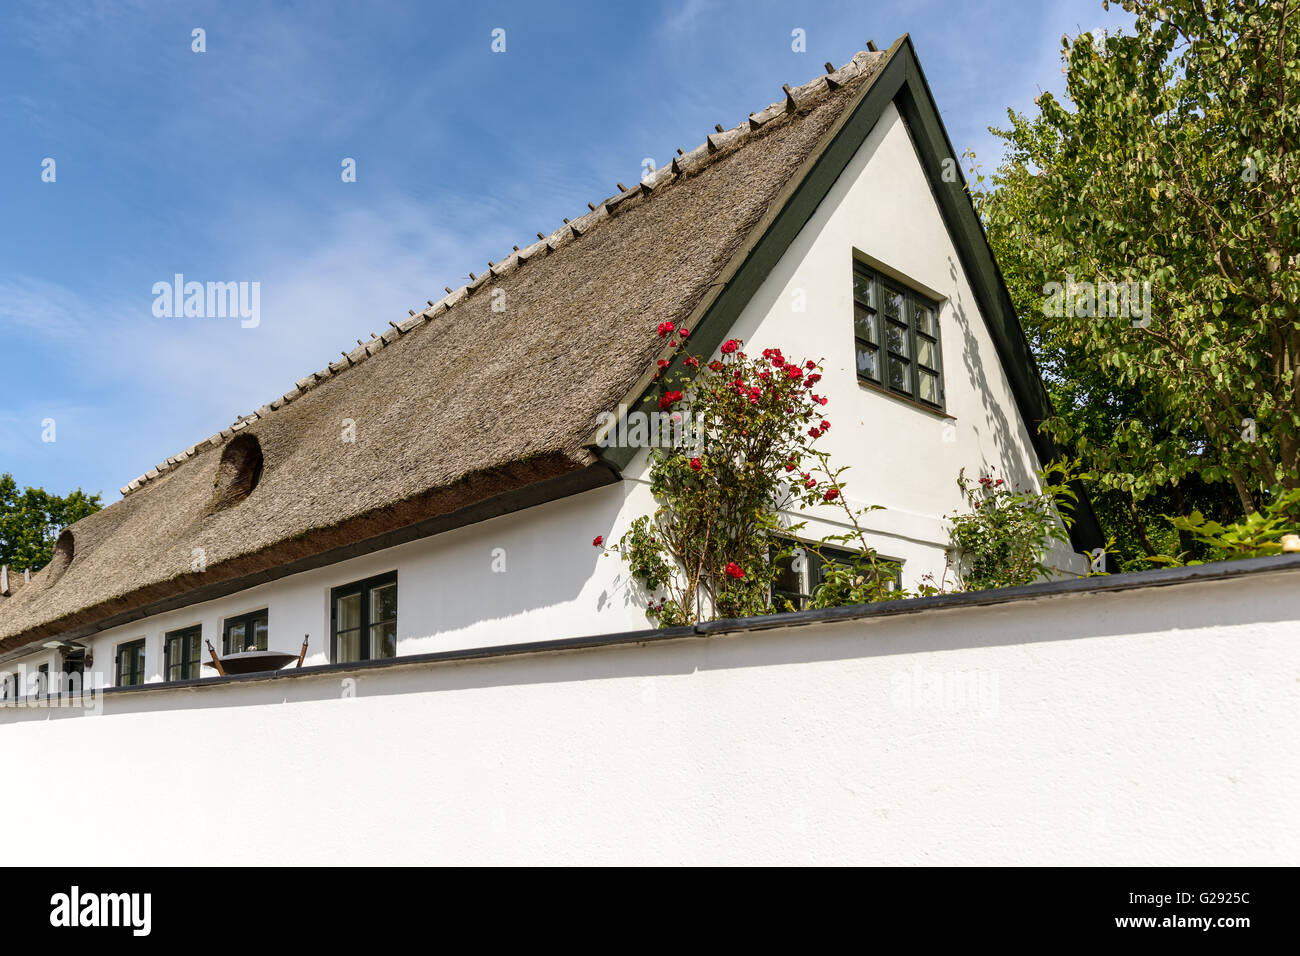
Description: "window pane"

(337, 592), (361, 632)
(369, 622), (397, 659)
(772, 551), (805, 597)
(225, 621), (246, 652)
(916, 337), (937, 368)
(886, 321), (909, 356)
(251, 615), (268, 651)
(852, 270), (874, 307)
(853, 304), (876, 343)
(336, 629), (362, 664)
(919, 370), (939, 403)
(913, 303), (936, 337)
(888, 356), (911, 392)
(881, 287), (903, 320)
(856, 343), (879, 381)
(370, 583), (397, 625)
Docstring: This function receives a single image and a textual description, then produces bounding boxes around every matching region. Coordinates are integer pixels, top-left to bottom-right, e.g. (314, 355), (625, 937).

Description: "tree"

(973, 0), (1300, 566)
(0, 474), (102, 570)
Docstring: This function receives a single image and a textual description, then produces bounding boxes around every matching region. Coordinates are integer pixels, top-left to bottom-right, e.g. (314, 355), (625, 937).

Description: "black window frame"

(770, 539), (903, 611)
(222, 608), (269, 655)
(330, 571), (398, 664)
(164, 624), (203, 682)
(853, 261), (944, 410)
(115, 638), (146, 687)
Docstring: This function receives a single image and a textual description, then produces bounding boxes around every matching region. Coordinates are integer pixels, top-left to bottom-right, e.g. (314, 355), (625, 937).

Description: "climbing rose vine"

(595, 326), (901, 626)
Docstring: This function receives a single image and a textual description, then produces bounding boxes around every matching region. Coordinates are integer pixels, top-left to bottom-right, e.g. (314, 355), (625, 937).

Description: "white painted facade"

(2, 566), (1296, 865)
(0, 102), (1085, 691)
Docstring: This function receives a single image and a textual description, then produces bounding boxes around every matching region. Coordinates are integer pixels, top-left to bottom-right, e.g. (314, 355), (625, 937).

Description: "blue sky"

(0, 0), (1134, 502)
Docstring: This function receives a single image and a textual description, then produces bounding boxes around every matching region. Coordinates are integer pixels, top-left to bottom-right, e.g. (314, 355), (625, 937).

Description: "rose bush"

(596, 326), (902, 625)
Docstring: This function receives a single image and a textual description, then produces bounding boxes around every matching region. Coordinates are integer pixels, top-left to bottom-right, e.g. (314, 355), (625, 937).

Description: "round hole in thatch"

(211, 433), (264, 511)
(45, 529), (75, 586)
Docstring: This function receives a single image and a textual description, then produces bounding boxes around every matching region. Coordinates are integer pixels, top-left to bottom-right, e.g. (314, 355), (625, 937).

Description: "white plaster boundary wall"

(3, 565), (1297, 866)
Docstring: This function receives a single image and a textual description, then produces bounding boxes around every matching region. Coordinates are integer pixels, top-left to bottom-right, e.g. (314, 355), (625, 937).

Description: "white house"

(0, 37), (1102, 697)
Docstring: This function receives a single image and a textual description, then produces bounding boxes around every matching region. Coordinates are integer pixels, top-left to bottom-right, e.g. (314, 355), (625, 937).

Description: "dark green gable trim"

(598, 36), (1106, 561)
(891, 41), (1107, 562)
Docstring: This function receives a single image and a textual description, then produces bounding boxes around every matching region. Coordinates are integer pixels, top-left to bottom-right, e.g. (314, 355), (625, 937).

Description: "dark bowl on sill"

(205, 650), (300, 674)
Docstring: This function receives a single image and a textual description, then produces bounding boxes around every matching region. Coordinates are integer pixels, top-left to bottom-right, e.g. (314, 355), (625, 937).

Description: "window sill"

(856, 378), (954, 420)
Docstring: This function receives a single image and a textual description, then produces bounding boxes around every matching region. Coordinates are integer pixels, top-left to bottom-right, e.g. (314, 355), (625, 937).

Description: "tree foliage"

(973, 0), (1300, 567)
(0, 474), (102, 570)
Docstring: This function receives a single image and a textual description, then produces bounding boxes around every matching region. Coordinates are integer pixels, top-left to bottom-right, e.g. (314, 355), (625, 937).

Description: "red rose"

(657, 359), (669, 369)
(824, 488), (840, 502)
(669, 339), (678, 347)
(658, 390), (683, 409)
(708, 361), (724, 372)
(805, 477), (816, 488)
(679, 328), (690, 338)
(808, 427), (821, 438)
(725, 561), (744, 579)
(819, 420), (830, 430)
(684, 356), (700, 368)
(720, 339), (739, 354)
(593, 535), (604, 547)
(806, 360), (816, 370)
(689, 457), (702, 471)
(785, 462), (796, 472)
(657, 321), (675, 337)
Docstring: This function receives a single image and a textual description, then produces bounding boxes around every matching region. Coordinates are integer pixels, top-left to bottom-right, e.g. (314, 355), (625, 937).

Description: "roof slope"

(0, 50), (890, 651)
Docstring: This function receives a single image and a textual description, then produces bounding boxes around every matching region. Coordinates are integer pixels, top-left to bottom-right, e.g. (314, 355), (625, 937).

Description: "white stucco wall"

(2, 568), (1296, 865)
(1, 100), (1085, 685)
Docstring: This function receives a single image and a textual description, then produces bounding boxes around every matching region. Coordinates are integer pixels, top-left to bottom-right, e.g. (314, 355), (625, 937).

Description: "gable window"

(853, 261), (944, 408)
(164, 625), (202, 681)
(116, 639), (146, 687)
(771, 540), (902, 611)
(223, 609), (268, 655)
(331, 571), (397, 664)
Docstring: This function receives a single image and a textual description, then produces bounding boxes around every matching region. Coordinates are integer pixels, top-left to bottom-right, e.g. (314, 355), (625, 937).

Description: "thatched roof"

(0, 48), (893, 652)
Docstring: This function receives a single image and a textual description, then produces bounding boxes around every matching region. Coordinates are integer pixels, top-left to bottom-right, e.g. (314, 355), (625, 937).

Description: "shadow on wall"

(948, 256), (1036, 493)
(399, 480), (641, 641)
